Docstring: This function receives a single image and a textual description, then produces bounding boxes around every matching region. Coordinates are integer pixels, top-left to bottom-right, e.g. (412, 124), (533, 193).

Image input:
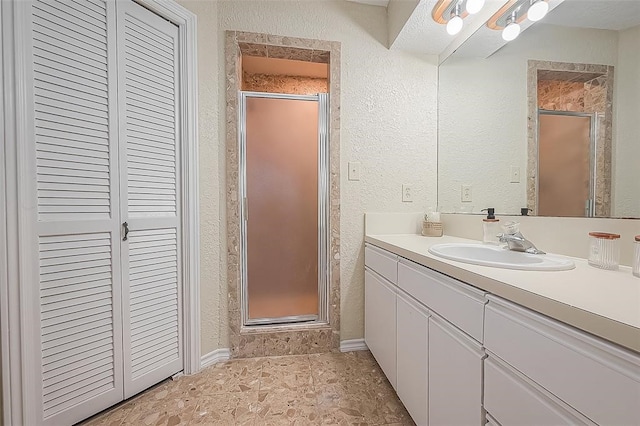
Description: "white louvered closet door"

(27, 0), (125, 424)
(116, 0), (183, 398)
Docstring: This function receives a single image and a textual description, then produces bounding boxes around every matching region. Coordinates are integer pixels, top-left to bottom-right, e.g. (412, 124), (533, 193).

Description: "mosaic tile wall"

(242, 72), (328, 95)
(226, 31), (341, 358)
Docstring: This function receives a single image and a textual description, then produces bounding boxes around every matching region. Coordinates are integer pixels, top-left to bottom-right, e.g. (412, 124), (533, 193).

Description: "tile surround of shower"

(225, 31), (341, 357)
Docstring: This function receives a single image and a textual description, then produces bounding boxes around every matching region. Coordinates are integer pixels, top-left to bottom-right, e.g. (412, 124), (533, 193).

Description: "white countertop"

(365, 234), (640, 353)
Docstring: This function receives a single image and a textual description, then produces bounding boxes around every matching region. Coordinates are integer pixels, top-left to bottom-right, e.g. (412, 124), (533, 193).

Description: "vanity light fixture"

(527, 0), (549, 21)
(466, 0), (485, 14)
(502, 11), (521, 41)
(447, 3), (464, 35)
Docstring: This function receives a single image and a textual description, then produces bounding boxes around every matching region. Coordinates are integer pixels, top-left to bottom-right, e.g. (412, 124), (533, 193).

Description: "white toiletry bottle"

(482, 208), (501, 244)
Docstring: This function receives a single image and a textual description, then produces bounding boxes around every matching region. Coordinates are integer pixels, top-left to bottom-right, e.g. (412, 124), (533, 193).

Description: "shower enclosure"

(537, 110), (597, 217)
(239, 92), (329, 326)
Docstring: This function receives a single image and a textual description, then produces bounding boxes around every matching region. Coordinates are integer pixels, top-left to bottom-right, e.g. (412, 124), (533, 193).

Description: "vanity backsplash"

(442, 214), (640, 267)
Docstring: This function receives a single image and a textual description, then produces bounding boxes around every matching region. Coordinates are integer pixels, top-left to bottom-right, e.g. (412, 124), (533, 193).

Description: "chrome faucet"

(498, 231), (546, 255)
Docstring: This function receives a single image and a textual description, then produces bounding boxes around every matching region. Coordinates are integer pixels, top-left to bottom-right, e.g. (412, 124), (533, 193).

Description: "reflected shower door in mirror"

(437, 0), (640, 218)
(240, 92), (329, 326)
(538, 111), (594, 217)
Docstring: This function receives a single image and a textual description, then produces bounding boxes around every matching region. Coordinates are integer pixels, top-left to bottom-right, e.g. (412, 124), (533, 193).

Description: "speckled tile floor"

(81, 351), (415, 426)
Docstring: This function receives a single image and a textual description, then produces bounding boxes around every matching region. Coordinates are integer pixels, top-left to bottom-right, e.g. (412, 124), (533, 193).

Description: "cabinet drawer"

(365, 244), (398, 284)
(398, 259), (486, 342)
(485, 295), (640, 426)
(485, 355), (594, 425)
(485, 413), (500, 426)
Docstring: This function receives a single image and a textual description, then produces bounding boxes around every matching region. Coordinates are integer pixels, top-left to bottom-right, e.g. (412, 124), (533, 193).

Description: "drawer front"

(485, 296), (640, 426)
(485, 356), (593, 426)
(485, 413), (500, 426)
(365, 244), (398, 284)
(398, 260), (486, 342)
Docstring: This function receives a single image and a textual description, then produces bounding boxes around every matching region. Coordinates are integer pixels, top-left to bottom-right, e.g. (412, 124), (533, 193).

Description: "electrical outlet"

(510, 166), (521, 183)
(348, 162), (361, 181)
(402, 184), (413, 202)
(461, 185), (472, 202)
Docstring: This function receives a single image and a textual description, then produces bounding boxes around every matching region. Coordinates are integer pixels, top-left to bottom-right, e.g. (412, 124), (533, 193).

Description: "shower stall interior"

(239, 92), (329, 326)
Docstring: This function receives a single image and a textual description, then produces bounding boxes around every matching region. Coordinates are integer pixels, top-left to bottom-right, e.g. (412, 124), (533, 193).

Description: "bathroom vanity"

(364, 235), (640, 426)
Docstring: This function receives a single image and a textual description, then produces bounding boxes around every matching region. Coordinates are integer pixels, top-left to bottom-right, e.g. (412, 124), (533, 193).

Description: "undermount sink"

(428, 243), (575, 271)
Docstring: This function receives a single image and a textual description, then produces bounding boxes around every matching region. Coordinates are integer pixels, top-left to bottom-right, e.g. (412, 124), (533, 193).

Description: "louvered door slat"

(43, 353), (112, 387)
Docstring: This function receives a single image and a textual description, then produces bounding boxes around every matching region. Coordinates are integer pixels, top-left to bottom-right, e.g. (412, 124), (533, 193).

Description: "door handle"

(123, 222), (129, 241)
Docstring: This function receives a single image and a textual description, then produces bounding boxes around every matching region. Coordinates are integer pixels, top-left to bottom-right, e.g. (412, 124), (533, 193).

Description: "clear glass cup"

(633, 236), (640, 278)
(588, 232), (620, 270)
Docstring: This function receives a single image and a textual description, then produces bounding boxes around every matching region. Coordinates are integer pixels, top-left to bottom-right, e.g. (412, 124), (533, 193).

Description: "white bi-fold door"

(23, 0), (182, 424)
(117, 0), (183, 400)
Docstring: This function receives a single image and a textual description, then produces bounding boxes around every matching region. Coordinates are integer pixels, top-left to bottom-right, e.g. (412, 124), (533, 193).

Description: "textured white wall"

(219, 0), (439, 343)
(438, 24), (618, 215)
(613, 25), (640, 218)
(177, 0), (224, 356)
(180, 0), (438, 352)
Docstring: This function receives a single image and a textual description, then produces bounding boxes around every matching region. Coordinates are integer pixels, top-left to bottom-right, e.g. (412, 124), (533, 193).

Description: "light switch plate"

(348, 162), (361, 181)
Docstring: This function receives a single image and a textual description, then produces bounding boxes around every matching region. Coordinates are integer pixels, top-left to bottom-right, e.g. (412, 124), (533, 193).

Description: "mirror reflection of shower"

(238, 56), (329, 327)
(538, 110), (596, 217)
(535, 66), (612, 217)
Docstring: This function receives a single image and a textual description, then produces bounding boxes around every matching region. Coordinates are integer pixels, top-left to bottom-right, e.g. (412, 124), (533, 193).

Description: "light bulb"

(527, 0), (549, 21)
(502, 21), (521, 41)
(466, 0), (485, 14)
(447, 15), (464, 35)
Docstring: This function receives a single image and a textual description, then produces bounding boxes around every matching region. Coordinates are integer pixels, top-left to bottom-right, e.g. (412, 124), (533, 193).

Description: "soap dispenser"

(482, 208), (501, 245)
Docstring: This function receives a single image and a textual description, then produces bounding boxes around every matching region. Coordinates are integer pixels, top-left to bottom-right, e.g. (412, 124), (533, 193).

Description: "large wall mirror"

(438, 0), (640, 219)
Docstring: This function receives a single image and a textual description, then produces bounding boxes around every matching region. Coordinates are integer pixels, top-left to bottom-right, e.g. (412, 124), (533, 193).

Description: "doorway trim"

(226, 31), (341, 357)
(0, 1), (199, 423)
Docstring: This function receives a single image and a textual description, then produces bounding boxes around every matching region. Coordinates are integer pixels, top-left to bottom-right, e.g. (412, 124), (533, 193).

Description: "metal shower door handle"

(123, 222), (129, 241)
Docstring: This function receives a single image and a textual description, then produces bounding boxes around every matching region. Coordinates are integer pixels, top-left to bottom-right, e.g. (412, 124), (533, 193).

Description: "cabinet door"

(429, 315), (484, 426)
(24, 0), (125, 424)
(116, 0), (183, 399)
(397, 293), (429, 426)
(365, 269), (397, 389)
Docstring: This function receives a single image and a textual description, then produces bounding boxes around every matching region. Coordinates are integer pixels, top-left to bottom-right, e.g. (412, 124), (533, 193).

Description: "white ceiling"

(544, 0), (640, 31)
(390, 0), (509, 56)
(347, 0), (640, 60)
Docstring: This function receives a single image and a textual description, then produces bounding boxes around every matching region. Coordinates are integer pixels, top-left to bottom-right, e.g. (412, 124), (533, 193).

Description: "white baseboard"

(200, 348), (231, 369)
(340, 338), (368, 352)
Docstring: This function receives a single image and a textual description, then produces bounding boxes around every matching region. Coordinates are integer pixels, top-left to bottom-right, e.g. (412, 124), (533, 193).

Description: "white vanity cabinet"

(429, 314), (485, 426)
(396, 291), (429, 426)
(365, 241), (640, 426)
(397, 259), (487, 426)
(484, 295), (640, 426)
(364, 245), (399, 389)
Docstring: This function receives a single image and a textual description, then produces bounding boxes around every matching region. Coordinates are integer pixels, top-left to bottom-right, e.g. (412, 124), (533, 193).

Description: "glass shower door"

(538, 111), (595, 217)
(240, 92), (329, 325)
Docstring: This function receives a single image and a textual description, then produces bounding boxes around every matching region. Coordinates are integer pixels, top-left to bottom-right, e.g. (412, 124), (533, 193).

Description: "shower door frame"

(537, 109), (598, 217)
(238, 91), (330, 327)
